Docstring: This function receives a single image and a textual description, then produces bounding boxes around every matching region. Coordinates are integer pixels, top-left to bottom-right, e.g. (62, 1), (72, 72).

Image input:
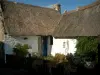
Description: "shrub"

(54, 53), (68, 63)
(13, 43), (29, 57)
(32, 52), (40, 57)
(75, 36), (98, 63)
(43, 55), (54, 61)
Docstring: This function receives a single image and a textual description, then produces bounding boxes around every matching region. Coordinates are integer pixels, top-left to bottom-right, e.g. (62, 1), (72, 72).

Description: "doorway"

(42, 36), (48, 56)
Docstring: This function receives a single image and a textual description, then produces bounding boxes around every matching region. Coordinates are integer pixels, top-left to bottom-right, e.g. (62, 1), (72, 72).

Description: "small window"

(23, 37), (28, 40)
(63, 42), (66, 48)
(50, 36), (53, 45)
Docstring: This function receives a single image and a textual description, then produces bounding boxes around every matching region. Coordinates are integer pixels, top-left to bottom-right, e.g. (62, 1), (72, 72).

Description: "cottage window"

(50, 36), (53, 45)
(23, 37), (28, 40)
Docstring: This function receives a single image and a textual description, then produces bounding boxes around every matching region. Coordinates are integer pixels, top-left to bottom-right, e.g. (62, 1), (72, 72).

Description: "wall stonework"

(0, 5), (4, 41)
(0, 4), (5, 63)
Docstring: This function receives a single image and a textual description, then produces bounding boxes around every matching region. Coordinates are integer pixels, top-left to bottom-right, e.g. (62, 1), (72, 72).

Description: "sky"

(9, 0), (96, 13)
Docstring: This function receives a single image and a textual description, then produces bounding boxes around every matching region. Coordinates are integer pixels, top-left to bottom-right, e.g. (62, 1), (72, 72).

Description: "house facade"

(51, 38), (77, 56)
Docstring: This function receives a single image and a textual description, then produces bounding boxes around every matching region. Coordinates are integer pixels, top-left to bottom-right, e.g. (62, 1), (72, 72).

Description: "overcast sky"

(9, 0), (96, 13)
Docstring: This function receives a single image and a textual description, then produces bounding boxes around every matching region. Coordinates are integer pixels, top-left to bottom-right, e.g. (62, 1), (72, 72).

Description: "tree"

(75, 37), (98, 63)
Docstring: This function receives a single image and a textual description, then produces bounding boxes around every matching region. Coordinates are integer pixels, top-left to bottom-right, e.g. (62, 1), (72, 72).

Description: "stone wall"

(0, 3), (5, 63)
(0, 4), (4, 42)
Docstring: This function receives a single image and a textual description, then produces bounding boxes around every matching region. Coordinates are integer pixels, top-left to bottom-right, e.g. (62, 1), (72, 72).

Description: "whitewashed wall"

(4, 35), (39, 54)
(51, 38), (77, 56)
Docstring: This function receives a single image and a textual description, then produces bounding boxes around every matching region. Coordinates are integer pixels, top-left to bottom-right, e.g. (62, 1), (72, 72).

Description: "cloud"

(46, 5), (53, 8)
(42, 5), (53, 8)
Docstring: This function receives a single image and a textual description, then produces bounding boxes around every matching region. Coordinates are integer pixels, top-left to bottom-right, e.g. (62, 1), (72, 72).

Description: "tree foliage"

(75, 37), (98, 62)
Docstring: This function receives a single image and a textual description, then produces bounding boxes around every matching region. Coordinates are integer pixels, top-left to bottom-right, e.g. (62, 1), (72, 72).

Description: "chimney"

(53, 3), (61, 13)
(63, 10), (67, 14)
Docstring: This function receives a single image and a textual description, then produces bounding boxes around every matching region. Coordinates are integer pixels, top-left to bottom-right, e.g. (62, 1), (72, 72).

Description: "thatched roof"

(54, 1), (100, 38)
(3, 1), (61, 36)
